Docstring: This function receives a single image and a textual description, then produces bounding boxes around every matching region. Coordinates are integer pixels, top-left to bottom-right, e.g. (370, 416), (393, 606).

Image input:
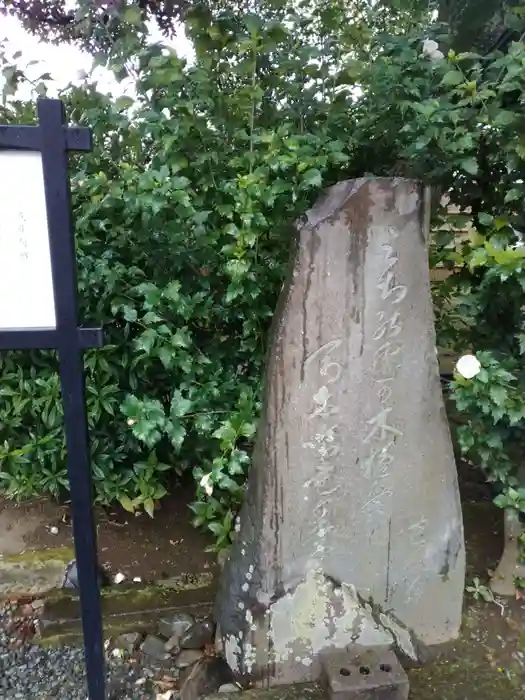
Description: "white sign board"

(0, 150), (56, 330)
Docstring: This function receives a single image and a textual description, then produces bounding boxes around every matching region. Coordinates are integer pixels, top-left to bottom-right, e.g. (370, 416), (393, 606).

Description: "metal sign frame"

(0, 99), (106, 700)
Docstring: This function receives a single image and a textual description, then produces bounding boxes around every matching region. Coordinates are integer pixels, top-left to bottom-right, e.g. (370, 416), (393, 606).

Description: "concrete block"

(320, 647), (409, 700)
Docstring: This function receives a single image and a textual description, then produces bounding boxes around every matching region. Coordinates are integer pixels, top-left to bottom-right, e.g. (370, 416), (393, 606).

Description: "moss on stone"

(0, 547), (75, 599)
(39, 577), (216, 645)
(3, 547), (74, 566)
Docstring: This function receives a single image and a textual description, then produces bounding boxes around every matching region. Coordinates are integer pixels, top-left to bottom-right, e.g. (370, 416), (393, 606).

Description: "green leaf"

(516, 144), (525, 161)
(119, 495), (136, 513)
(460, 158), (478, 176)
(171, 329), (190, 348)
(144, 498), (155, 518)
(213, 421), (237, 446)
(136, 329), (157, 353)
(171, 176), (191, 190)
(441, 71), (463, 87)
(123, 306), (138, 322)
(477, 213), (493, 227)
(493, 110), (516, 127)
(302, 169), (323, 188)
(163, 281), (181, 302)
(239, 421), (256, 438)
(489, 385), (508, 407)
(166, 421), (186, 451)
(170, 390), (192, 418)
(158, 347), (173, 369)
(244, 13), (263, 36)
(115, 96), (134, 112)
(123, 6), (142, 25)
(504, 188), (521, 203)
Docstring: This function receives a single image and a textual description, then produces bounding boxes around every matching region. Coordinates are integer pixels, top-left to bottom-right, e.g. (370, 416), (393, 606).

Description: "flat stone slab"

(39, 577), (216, 647)
(0, 547), (74, 598)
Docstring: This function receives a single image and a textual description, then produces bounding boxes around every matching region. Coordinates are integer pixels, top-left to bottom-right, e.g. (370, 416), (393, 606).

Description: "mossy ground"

(39, 571), (216, 643)
(4, 547), (74, 565)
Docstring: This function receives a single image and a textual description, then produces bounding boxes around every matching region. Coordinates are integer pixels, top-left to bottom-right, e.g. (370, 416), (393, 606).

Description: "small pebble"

(0, 597), (221, 699)
(141, 635), (171, 662)
(157, 613), (194, 641)
(114, 632), (142, 655)
(174, 649), (205, 669)
(164, 635), (181, 654)
(179, 617), (215, 650)
(219, 683), (241, 693)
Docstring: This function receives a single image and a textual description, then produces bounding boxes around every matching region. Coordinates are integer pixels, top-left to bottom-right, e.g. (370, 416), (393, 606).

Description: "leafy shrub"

(2, 4), (525, 559)
(0, 11), (353, 546)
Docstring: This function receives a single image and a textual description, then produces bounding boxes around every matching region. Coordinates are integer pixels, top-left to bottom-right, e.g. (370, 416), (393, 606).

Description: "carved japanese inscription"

(215, 178), (465, 687)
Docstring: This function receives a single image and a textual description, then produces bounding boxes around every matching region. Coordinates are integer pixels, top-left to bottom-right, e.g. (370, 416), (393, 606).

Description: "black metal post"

(0, 99), (106, 700)
(38, 99), (106, 700)
(57, 347), (106, 700)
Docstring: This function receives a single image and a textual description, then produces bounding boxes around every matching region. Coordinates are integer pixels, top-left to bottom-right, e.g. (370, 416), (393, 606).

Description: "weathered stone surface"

(114, 631), (143, 654)
(490, 509), (525, 597)
(175, 649), (206, 669)
(62, 559), (110, 589)
(215, 178), (465, 684)
(180, 616), (216, 649)
(141, 634), (171, 661)
(179, 657), (234, 700)
(165, 634), (182, 654)
(0, 547), (74, 599)
(158, 612), (195, 641)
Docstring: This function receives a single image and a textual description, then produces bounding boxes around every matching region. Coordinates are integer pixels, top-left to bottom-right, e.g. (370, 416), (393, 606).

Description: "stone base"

(320, 647), (409, 700)
(220, 568), (422, 687)
(490, 510), (525, 597)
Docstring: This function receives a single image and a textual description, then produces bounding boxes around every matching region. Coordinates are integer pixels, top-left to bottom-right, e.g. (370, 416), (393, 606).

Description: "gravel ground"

(0, 601), (176, 700)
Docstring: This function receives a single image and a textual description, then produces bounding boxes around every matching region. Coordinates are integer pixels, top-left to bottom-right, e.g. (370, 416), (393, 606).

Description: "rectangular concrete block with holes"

(320, 647), (409, 700)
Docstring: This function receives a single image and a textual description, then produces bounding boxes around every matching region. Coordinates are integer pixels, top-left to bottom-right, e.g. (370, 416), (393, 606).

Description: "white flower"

(421, 38), (444, 62)
(455, 354), (481, 379)
(113, 572), (126, 584)
(200, 473), (214, 496)
(422, 39), (438, 55)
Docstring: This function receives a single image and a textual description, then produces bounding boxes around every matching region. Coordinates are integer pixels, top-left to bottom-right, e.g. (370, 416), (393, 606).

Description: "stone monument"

(215, 178), (465, 686)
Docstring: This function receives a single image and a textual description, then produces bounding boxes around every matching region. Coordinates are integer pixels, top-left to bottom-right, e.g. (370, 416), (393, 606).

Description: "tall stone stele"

(215, 178), (466, 686)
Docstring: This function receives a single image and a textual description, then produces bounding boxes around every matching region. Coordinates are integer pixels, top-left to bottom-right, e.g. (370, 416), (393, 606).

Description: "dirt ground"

(0, 461), (524, 698)
(0, 476), (218, 582)
(406, 461), (525, 698)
